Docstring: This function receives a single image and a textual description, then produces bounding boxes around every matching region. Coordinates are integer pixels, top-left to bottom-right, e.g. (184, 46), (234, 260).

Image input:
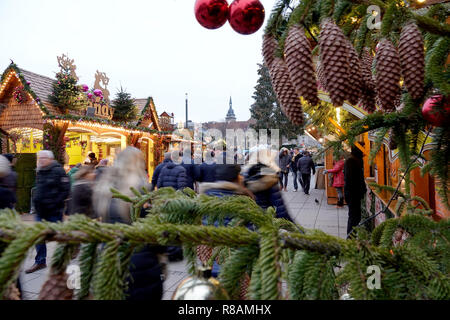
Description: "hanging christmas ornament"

(228, 0), (265, 35)
(172, 268), (230, 300)
(262, 33), (277, 68)
(421, 95), (450, 127)
(269, 57), (304, 125)
(319, 19), (350, 106)
(194, 0), (229, 30)
(398, 22), (424, 100)
(375, 39), (401, 112)
(284, 24), (319, 106)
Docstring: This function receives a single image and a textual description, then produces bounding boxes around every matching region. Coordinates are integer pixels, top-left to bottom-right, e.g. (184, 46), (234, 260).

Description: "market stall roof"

(0, 63), (166, 134)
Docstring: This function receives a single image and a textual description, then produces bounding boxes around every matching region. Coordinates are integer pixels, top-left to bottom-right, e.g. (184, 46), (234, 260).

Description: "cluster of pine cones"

(263, 19), (424, 124)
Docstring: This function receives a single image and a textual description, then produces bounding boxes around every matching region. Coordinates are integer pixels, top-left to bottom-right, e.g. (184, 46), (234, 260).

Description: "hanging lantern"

(194, 0), (229, 30)
(421, 95), (450, 127)
(228, 0), (265, 35)
(172, 268), (230, 300)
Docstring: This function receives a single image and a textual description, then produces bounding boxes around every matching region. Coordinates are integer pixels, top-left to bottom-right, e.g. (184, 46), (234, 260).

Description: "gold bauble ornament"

(172, 268), (230, 300)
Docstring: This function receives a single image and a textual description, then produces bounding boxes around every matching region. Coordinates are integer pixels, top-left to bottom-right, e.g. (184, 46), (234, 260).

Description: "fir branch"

(78, 243), (97, 300)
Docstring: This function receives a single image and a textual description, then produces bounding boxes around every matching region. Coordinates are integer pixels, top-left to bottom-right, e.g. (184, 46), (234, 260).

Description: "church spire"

(226, 96), (236, 122)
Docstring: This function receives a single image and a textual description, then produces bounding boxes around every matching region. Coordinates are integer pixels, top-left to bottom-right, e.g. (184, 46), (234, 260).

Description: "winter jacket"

(297, 155), (316, 175)
(151, 159), (172, 190)
(180, 159), (196, 190)
(33, 161), (70, 218)
(196, 161), (217, 183)
(290, 153), (302, 172)
(94, 166), (108, 182)
(104, 196), (164, 300)
(278, 152), (291, 173)
(69, 180), (95, 218)
(67, 167), (79, 185)
(243, 164), (293, 222)
(157, 162), (188, 190)
(0, 186), (16, 209)
(0, 171), (17, 194)
(344, 155), (366, 203)
(327, 159), (345, 188)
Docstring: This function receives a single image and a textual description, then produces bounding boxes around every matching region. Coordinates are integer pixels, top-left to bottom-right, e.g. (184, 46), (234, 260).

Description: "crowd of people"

(0, 143), (366, 300)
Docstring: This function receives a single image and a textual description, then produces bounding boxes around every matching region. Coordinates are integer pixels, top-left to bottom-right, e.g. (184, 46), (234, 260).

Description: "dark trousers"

(35, 212), (63, 264)
(279, 171), (288, 189)
(347, 198), (362, 238)
(292, 170), (298, 190)
(301, 174), (311, 194)
(336, 187), (344, 206)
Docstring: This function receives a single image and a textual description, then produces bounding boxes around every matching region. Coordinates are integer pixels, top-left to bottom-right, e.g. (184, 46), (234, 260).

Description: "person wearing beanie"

(150, 151), (172, 191)
(344, 145), (367, 238)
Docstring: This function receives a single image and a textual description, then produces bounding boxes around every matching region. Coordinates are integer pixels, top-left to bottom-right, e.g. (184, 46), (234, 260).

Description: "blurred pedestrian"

(179, 148), (196, 190)
(69, 165), (96, 218)
(0, 155), (16, 209)
(290, 148), (303, 192)
(156, 155), (188, 191)
(25, 150), (70, 274)
(93, 146), (164, 299)
(297, 151), (316, 195)
(0, 153), (17, 194)
(95, 158), (109, 181)
(196, 150), (217, 183)
(344, 146), (366, 238)
(67, 163), (82, 185)
(243, 148), (293, 222)
(278, 148), (290, 192)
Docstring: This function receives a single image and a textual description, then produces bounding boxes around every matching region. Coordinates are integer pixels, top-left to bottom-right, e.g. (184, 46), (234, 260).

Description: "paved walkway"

(18, 170), (347, 300)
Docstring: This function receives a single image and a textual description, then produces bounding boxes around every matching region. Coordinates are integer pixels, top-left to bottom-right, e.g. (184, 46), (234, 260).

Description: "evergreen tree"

(250, 63), (304, 139)
(49, 68), (86, 111)
(111, 87), (138, 122)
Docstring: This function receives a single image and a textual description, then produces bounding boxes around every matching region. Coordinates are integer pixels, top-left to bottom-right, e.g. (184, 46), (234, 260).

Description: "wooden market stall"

(0, 62), (169, 212)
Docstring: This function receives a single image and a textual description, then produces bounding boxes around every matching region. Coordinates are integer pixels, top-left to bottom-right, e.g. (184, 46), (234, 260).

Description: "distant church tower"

(225, 96), (236, 122)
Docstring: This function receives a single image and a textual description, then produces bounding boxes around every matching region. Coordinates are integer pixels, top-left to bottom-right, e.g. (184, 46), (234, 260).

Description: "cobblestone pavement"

(19, 170), (347, 300)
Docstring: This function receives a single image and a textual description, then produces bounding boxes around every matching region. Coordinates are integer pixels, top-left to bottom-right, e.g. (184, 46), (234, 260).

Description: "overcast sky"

(0, 0), (278, 124)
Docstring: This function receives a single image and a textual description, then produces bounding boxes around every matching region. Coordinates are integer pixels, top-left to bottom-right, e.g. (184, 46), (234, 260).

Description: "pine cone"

(39, 273), (73, 300)
(375, 39), (401, 112)
(360, 47), (375, 91)
(317, 60), (327, 91)
(262, 34), (278, 68)
(284, 24), (319, 106)
(345, 40), (362, 105)
(3, 283), (20, 300)
(197, 245), (213, 265)
(239, 273), (250, 300)
(319, 19), (350, 106)
(269, 58), (304, 125)
(398, 23), (424, 100)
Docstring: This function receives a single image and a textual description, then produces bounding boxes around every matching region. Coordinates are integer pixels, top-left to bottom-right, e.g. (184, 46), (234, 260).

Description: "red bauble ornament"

(228, 0), (265, 35)
(422, 95), (450, 127)
(194, 0), (229, 30)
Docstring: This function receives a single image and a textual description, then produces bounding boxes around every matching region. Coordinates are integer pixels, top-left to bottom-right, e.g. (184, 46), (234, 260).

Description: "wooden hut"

(0, 63), (169, 212)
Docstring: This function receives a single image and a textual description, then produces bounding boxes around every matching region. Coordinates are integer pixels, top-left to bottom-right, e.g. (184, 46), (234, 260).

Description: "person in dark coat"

(278, 148), (290, 191)
(199, 164), (254, 277)
(93, 146), (164, 300)
(243, 161), (293, 222)
(25, 150), (70, 274)
(150, 152), (172, 191)
(69, 165), (96, 218)
(0, 153), (18, 194)
(0, 155), (16, 209)
(290, 148), (303, 192)
(156, 161), (188, 190)
(344, 145), (367, 238)
(179, 148), (196, 190)
(297, 151), (316, 195)
(196, 150), (217, 183)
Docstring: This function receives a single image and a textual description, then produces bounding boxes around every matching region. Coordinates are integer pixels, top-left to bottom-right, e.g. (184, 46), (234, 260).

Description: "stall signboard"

(86, 96), (114, 120)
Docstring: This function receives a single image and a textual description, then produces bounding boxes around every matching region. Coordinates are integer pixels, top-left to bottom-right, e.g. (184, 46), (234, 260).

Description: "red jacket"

(328, 159), (345, 188)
